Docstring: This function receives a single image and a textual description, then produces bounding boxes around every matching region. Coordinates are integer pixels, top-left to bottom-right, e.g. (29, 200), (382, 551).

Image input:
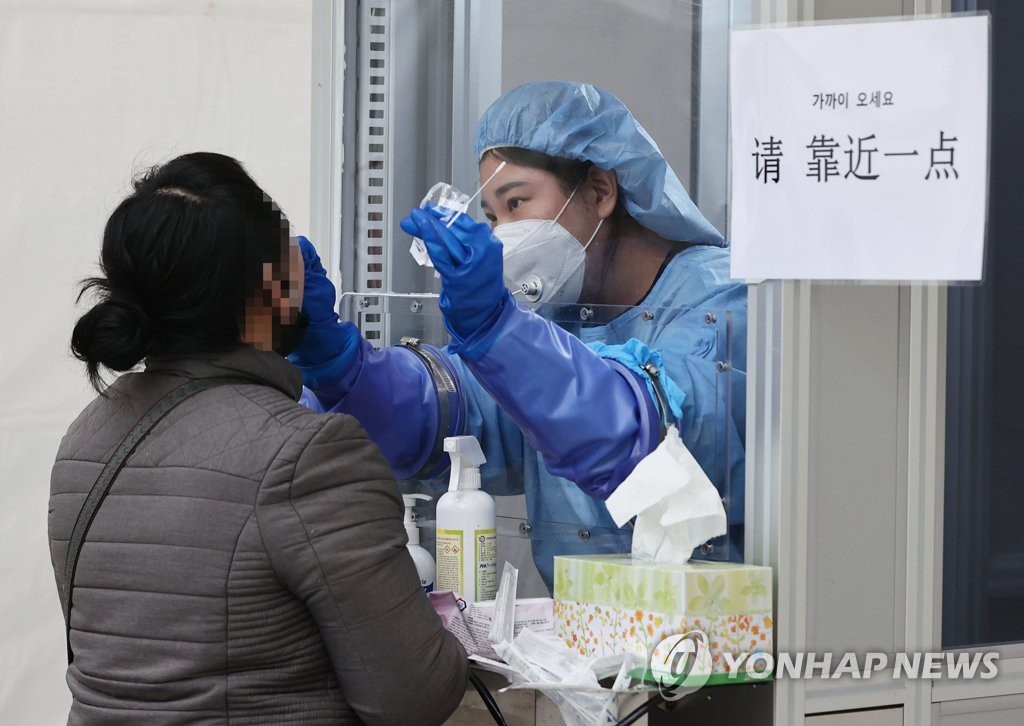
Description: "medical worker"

(294, 81), (747, 588)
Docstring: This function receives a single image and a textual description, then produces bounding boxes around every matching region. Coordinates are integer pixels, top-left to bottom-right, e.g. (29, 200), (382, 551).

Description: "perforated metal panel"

(338, 0), (454, 348)
(353, 0), (390, 345)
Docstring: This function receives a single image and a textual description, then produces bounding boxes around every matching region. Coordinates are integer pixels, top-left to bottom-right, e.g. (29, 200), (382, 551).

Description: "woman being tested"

(294, 81), (748, 587)
(49, 152), (467, 724)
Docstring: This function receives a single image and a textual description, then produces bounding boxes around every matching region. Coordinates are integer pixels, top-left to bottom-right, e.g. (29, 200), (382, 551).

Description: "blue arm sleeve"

(303, 337), (465, 481)
(299, 332), (530, 496)
(454, 294), (662, 500)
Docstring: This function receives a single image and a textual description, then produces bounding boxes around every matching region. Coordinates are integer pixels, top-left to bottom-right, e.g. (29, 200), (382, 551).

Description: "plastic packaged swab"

(410, 161), (508, 267)
(445, 160), (507, 228)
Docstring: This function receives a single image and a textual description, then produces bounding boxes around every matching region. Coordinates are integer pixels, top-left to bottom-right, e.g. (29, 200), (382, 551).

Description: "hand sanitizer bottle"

(402, 493), (435, 593)
(435, 436), (497, 602)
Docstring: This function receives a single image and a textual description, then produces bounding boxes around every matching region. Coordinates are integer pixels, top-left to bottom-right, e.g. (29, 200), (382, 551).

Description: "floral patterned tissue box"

(553, 555), (773, 678)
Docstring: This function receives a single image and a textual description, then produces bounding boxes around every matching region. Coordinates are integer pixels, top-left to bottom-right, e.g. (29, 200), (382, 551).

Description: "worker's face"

(478, 155), (598, 249)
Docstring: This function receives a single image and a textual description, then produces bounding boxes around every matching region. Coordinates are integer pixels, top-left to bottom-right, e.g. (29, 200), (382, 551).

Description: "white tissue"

(604, 425), (726, 564)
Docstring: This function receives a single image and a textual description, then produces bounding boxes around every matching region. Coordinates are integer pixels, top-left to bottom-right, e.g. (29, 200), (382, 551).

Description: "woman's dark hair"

(71, 152), (289, 390)
(484, 147), (592, 195)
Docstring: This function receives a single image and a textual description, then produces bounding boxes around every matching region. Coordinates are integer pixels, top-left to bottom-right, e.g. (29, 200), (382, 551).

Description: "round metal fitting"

(358, 298), (371, 309)
(704, 312), (718, 324)
(519, 522), (532, 536)
(410, 300), (422, 313)
(641, 310), (654, 321)
(716, 361), (730, 372)
(578, 529), (591, 541)
(580, 306), (594, 321)
(521, 275), (543, 302)
(700, 543), (714, 555)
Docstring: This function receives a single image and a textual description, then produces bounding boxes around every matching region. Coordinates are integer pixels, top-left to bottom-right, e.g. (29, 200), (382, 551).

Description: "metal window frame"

(312, 1), (1024, 722)
(694, 0), (739, 235)
(314, 0), (457, 348)
(746, 1), (1023, 724)
(451, 0), (501, 199)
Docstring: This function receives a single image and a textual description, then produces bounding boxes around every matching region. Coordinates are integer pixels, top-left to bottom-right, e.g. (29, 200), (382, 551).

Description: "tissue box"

(553, 555), (772, 681)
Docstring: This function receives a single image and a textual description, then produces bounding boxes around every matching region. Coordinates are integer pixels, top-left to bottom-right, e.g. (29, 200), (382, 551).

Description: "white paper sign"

(729, 16), (989, 281)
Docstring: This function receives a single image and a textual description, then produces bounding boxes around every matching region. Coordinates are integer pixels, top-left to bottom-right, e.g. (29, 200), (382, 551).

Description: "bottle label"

(475, 528), (498, 601)
(435, 529), (464, 594)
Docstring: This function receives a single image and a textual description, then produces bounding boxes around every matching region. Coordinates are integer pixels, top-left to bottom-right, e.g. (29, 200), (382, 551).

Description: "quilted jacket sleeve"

(257, 413), (468, 726)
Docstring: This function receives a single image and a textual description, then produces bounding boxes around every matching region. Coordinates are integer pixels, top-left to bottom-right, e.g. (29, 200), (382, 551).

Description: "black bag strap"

(60, 376), (248, 663)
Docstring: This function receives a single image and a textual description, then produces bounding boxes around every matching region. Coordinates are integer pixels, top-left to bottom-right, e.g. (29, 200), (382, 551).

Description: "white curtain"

(0, 1), (312, 720)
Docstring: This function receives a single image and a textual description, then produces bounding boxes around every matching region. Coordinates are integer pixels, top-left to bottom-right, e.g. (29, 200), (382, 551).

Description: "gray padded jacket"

(48, 347), (468, 724)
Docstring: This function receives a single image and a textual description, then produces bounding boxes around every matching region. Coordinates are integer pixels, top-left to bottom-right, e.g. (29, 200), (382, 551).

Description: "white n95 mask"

(494, 187), (603, 308)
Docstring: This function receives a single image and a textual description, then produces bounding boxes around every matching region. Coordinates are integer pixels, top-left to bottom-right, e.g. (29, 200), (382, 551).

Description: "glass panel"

(342, 1), (743, 597)
(339, 294), (742, 596)
(942, 0), (1024, 649)
(534, 303), (741, 566)
(338, 291), (447, 348)
(500, 0), (701, 192)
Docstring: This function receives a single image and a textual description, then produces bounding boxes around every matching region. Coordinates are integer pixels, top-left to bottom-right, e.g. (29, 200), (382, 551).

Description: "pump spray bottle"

(435, 436), (497, 602)
(402, 493), (435, 593)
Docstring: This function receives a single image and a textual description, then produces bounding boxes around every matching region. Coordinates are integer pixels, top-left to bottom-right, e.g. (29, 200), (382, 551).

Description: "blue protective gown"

(445, 245), (746, 587)
(303, 244), (746, 591)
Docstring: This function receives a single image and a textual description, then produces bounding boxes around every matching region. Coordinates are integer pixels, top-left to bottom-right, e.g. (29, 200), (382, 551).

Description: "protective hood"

(475, 80), (726, 248)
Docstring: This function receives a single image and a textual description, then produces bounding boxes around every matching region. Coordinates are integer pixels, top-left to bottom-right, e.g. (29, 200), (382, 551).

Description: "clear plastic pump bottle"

(435, 436), (497, 602)
(403, 493), (435, 593)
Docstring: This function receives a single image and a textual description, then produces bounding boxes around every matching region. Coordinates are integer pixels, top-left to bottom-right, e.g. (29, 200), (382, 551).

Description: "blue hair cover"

(475, 80), (725, 247)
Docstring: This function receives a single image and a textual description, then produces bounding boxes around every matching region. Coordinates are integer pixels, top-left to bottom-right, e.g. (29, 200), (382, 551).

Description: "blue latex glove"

(399, 208), (506, 340)
(287, 236), (362, 394)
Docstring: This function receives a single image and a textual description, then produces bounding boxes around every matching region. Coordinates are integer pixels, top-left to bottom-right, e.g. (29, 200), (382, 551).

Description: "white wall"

(0, 1), (312, 720)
